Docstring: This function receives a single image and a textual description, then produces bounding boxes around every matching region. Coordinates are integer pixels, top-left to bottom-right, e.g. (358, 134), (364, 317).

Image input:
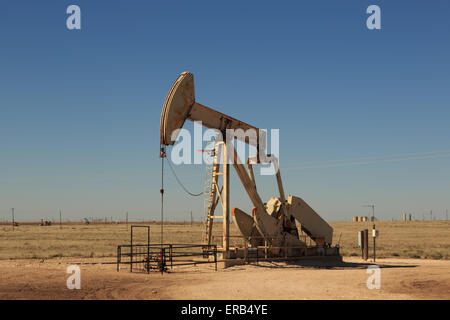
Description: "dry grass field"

(0, 220), (449, 260)
(332, 220), (450, 260)
(1, 220), (449, 300)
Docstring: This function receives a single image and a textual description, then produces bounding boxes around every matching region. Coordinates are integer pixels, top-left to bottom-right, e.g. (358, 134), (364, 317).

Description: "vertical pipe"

(372, 206), (376, 262)
(170, 244), (173, 270)
(130, 227), (133, 272)
(363, 229), (369, 261)
(160, 147), (165, 247)
(373, 233), (376, 263)
(361, 230), (365, 260)
(222, 142), (230, 254)
(214, 245), (217, 271)
(147, 226), (150, 274)
(117, 246), (119, 272)
(161, 248), (165, 274)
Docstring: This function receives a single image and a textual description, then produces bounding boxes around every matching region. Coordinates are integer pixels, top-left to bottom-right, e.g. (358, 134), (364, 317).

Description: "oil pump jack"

(160, 72), (339, 260)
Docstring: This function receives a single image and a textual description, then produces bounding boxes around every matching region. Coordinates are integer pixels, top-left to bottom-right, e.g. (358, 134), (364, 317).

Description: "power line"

(166, 157), (203, 197)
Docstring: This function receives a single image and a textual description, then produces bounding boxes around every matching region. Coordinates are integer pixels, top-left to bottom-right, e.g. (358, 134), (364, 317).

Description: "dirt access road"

(0, 257), (448, 299)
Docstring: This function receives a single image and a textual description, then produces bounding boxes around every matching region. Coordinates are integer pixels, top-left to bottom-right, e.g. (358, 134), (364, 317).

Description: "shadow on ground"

(248, 258), (418, 270)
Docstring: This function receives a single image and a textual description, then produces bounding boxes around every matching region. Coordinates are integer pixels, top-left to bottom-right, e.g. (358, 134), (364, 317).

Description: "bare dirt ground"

(0, 257), (448, 300)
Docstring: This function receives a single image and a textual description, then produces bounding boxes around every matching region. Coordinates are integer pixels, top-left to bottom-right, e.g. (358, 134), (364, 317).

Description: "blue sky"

(1, 1), (449, 222)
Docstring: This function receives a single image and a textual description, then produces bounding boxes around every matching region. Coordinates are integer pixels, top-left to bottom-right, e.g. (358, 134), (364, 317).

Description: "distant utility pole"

(190, 211), (193, 226)
(446, 209), (448, 221)
(363, 204), (376, 262)
(11, 208), (15, 231)
(126, 212), (128, 230)
(59, 210), (62, 229)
